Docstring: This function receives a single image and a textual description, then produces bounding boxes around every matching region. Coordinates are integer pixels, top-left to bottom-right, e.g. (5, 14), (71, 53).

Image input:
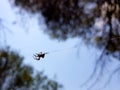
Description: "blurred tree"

(0, 47), (62, 90)
(11, 0), (120, 59)
(9, 0), (120, 89)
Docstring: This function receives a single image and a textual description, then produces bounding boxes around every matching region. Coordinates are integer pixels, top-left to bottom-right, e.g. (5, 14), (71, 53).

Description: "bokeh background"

(0, 0), (120, 90)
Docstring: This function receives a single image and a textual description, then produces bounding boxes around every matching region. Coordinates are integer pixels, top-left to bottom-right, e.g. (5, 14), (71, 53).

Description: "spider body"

(33, 52), (48, 60)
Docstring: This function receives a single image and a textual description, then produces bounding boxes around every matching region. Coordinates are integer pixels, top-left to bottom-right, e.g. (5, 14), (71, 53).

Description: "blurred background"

(0, 0), (120, 90)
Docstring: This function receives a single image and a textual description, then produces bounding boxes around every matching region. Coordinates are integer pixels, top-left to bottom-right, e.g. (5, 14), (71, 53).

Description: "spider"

(33, 52), (48, 60)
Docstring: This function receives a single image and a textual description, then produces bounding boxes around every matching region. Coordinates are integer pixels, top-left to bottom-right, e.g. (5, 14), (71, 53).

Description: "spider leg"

(33, 54), (40, 60)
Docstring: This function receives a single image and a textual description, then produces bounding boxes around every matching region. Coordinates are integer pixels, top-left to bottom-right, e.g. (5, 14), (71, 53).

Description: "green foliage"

(11, 0), (120, 60)
(0, 47), (62, 90)
(11, 0), (99, 40)
(8, 0), (120, 89)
